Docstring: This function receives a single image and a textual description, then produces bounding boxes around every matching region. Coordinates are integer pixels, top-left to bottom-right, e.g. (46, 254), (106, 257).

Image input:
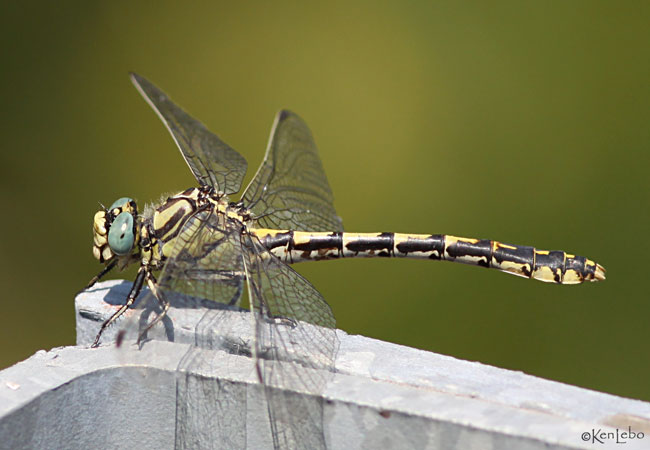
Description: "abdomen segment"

(254, 229), (605, 285)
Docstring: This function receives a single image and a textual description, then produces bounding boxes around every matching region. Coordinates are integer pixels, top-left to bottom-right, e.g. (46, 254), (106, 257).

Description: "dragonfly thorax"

(148, 187), (246, 265)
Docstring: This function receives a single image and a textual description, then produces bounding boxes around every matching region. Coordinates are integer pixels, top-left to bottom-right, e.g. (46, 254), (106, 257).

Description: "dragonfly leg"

(260, 308), (298, 328)
(136, 272), (170, 345)
(267, 316), (297, 328)
(226, 273), (245, 306)
(91, 265), (146, 348)
(77, 260), (117, 295)
(251, 283), (298, 328)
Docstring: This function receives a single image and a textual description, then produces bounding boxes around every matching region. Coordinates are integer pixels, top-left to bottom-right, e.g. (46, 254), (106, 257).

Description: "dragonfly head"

(92, 197), (141, 267)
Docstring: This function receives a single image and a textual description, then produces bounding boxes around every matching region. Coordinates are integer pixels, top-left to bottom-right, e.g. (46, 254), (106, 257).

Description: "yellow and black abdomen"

(255, 229), (605, 284)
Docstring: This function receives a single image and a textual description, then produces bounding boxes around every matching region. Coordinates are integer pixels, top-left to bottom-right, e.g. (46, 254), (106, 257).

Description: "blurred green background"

(2, 2), (649, 401)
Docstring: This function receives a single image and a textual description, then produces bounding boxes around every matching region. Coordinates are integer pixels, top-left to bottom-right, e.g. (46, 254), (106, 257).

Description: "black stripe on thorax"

(156, 204), (193, 238)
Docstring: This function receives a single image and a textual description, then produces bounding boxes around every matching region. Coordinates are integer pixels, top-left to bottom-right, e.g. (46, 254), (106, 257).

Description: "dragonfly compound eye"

(109, 197), (134, 211)
(108, 211), (135, 255)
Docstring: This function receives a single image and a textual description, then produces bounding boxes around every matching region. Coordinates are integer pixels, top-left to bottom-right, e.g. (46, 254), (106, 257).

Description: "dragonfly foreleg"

(78, 260), (117, 295)
(91, 265), (147, 348)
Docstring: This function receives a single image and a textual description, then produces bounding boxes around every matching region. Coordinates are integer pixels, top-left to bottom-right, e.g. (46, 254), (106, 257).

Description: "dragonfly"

(81, 73), (605, 448)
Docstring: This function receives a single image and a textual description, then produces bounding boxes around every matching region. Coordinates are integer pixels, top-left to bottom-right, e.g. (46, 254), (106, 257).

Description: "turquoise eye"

(108, 212), (134, 255)
(109, 197), (133, 211)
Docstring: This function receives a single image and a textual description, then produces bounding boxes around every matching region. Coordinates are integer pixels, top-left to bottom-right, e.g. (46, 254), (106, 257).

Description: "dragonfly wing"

(157, 209), (246, 312)
(131, 73), (248, 195)
(241, 232), (338, 449)
(157, 212), (337, 447)
(154, 210), (253, 446)
(241, 110), (343, 232)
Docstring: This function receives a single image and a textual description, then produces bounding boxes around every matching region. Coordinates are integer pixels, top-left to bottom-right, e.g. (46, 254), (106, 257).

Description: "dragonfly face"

(92, 197), (141, 268)
(81, 73), (604, 450)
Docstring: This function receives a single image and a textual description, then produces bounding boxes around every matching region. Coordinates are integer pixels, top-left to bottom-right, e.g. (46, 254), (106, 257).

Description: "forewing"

(131, 73), (247, 194)
(241, 110), (343, 232)
(157, 209), (245, 309)
(241, 233), (338, 449)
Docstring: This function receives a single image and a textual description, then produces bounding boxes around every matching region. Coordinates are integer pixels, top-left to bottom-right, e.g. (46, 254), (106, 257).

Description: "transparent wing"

(241, 110), (343, 232)
(158, 211), (338, 448)
(131, 73), (248, 195)
(241, 232), (338, 449)
(157, 209), (245, 310)
(149, 210), (254, 447)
